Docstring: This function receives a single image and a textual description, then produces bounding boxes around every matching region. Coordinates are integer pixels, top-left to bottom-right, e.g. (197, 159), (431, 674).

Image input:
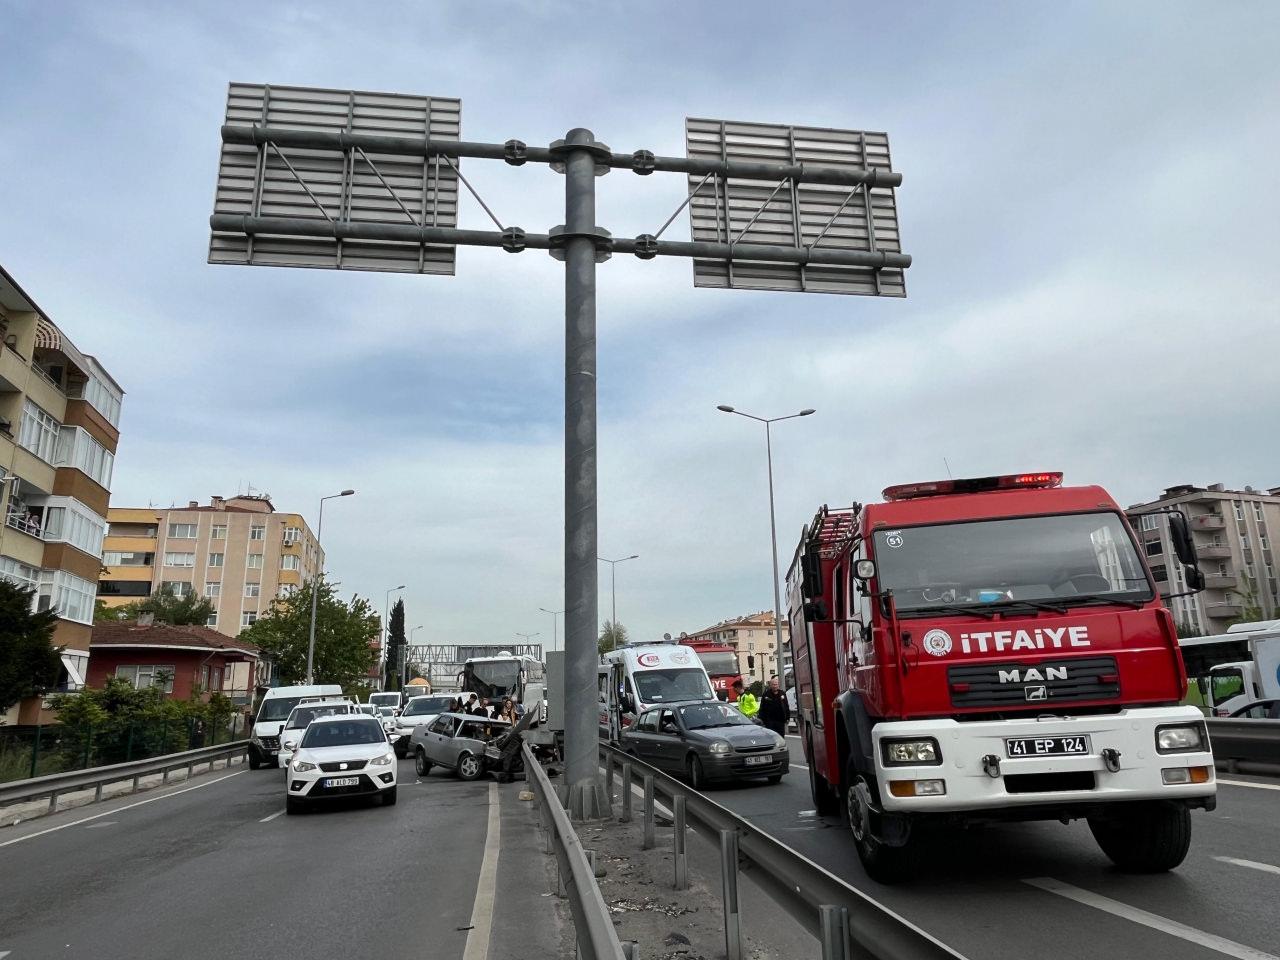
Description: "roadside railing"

(0, 741), (247, 812)
(522, 744), (632, 960)
(1207, 717), (1280, 768)
(599, 743), (967, 960)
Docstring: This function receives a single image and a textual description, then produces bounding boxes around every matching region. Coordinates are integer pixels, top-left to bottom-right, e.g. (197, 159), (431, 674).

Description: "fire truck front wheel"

(1087, 802), (1192, 873)
(806, 730), (839, 816)
(847, 775), (919, 884)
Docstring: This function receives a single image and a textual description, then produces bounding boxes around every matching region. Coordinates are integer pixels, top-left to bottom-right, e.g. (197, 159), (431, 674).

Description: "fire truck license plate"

(324, 777), (360, 788)
(1005, 736), (1090, 758)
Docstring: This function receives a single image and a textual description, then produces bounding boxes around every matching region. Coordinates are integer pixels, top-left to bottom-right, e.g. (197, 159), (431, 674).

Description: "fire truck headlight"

(882, 738), (942, 766)
(1156, 724), (1204, 753)
(708, 740), (732, 755)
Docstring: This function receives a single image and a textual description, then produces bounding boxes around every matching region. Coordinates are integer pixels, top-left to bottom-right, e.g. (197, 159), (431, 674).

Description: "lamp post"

(383, 584), (405, 687)
(305, 488), (355, 684)
(716, 405), (815, 674)
(597, 555), (639, 639)
(405, 625), (423, 687)
(538, 607), (565, 652)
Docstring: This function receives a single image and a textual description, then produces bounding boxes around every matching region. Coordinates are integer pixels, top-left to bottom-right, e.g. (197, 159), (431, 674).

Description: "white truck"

(599, 638), (716, 743)
(248, 683), (344, 769)
(1180, 620), (1280, 715)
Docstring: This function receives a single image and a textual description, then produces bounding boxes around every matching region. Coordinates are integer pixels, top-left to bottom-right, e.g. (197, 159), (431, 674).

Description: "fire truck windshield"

(695, 651), (740, 677)
(874, 511), (1153, 613)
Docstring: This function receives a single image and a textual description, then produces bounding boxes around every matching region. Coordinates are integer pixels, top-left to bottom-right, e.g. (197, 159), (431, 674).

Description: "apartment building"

(0, 264), (125, 722)
(685, 610), (790, 684)
(1127, 482), (1280, 636)
(98, 494), (323, 638)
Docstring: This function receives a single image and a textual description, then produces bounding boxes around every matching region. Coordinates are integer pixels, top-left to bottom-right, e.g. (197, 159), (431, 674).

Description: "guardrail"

(599, 743), (966, 960)
(521, 744), (631, 960)
(1207, 717), (1280, 767)
(0, 741), (248, 812)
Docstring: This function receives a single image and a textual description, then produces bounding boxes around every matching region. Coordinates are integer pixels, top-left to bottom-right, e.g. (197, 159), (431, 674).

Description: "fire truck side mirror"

(854, 559), (876, 580)
(801, 551), (823, 599)
(803, 600), (829, 623)
(1185, 567), (1206, 591)
(1167, 512), (1198, 567)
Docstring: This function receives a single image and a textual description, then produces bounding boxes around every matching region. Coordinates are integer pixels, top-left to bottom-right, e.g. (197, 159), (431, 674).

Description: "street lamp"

(405, 624), (423, 687)
(716, 405), (815, 678)
(305, 488), (356, 684)
(383, 584), (405, 685)
(539, 607), (565, 652)
(597, 555), (639, 637)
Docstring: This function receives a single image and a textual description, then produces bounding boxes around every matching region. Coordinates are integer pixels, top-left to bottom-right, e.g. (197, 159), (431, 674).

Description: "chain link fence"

(0, 714), (251, 784)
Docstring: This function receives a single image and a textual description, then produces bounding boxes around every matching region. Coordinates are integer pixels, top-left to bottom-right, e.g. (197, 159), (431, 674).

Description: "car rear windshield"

(679, 702), (753, 730)
(257, 696), (303, 722)
(369, 693), (400, 707)
(402, 696), (453, 717)
(286, 705), (348, 729)
(301, 720), (386, 748)
(633, 668), (713, 704)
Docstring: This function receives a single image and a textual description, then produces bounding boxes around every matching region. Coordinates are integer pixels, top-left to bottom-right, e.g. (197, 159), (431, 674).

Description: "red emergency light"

(883, 472), (1063, 501)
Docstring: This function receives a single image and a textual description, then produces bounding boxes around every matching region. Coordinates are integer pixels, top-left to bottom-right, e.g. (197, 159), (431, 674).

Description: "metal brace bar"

(807, 187), (861, 251)
(354, 146), (420, 225)
(440, 154), (504, 230)
(653, 171), (714, 240)
(266, 142), (334, 222)
(731, 177), (791, 246)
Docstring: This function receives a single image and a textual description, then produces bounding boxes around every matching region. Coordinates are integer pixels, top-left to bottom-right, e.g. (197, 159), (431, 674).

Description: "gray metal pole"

(561, 128), (607, 821)
(611, 563), (617, 631)
(305, 497), (326, 685)
(765, 421), (784, 678)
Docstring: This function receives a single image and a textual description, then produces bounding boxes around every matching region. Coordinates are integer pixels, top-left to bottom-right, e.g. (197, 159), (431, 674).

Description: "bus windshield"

(464, 660), (522, 699)
(694, 651), (740, 677)
(633, 668), (713, 704)
(875, 512), (1153, 613)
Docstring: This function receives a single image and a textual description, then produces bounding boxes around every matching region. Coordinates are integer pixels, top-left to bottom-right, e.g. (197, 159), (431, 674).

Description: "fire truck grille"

(947, 656), (1120, 708)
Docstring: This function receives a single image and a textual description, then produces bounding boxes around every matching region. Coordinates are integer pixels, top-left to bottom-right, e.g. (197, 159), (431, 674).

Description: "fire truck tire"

(806, 731), (840, 816)
(1087, 802), (1192, 872)
(847, 775), (919, 883)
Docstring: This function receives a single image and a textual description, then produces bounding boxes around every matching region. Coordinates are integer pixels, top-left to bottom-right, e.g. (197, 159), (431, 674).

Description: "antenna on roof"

(943, 457), (954, 479)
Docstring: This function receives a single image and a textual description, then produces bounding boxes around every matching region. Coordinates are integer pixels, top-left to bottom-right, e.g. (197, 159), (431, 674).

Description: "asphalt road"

(0, 758), (563, 960)
(706, 735), (1280, 960)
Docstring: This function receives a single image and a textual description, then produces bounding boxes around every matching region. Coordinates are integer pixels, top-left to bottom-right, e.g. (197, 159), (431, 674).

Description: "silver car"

(410, 712), (510, 781)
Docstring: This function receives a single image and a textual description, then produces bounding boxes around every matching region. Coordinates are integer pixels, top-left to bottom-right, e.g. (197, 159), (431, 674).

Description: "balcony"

(1206, 603), (1243, 619)
(1197, 544), (1231, 559)
(1192, 515), (1225, 530)
(4, 508), (44, 539)
(1204, 574), (1238, 590)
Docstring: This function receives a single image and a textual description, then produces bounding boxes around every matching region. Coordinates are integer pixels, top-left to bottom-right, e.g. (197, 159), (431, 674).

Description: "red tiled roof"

(91, 622), (259, 657)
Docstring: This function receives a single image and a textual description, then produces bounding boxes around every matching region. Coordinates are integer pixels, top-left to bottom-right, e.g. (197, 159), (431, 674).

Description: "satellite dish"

(663, 632), (672, 641)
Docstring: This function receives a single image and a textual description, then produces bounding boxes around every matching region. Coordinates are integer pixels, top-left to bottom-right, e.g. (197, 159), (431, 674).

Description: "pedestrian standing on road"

(473, 697), (490, 717)
(758, 677), (789, 736)
(498, 698), (517, 724)
(465, 694), (479, 714)
(733, 680), (759, 720)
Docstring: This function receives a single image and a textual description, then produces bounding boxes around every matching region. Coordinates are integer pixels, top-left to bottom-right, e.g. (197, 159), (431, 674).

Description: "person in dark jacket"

(758, 677), (790, 737)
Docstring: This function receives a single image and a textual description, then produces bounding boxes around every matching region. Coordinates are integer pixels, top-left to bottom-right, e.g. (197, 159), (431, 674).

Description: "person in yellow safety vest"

(732, 679), (759, 719)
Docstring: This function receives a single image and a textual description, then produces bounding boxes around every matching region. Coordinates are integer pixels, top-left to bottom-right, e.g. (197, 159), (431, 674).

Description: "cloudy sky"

(2, 1), (1278, 650)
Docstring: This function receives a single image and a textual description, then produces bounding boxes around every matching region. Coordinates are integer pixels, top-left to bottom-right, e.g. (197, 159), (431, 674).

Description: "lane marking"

(1024, 877), (1280, 960)
(84, 821), (117, 829)
(259, 809), (286, 823)
(1215, 856), (1280, 876)
(461, 782), (501, 960)
(1219, 778), (1280, 792)
(0, 772), (244, 848)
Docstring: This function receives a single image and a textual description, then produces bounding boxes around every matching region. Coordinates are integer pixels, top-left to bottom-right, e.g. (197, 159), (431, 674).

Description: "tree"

(0, 580), (62, 711)
(384, 598), (406, 690)
(241, 578), (378, 689)
(599, 620), (628, 655)
(113, 586), (215, 626)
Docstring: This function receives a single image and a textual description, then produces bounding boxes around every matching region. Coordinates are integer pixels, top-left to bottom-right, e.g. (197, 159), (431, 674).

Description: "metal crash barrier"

(1206, 717), (1280, 768)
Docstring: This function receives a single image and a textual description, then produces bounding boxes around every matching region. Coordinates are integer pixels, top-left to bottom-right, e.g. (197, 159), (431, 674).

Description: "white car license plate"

(324, 776), (360, 788)
(744, 755), (771, 766)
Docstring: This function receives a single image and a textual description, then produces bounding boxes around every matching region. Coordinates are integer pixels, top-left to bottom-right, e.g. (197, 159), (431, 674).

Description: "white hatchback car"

(285, 716), (398, 814)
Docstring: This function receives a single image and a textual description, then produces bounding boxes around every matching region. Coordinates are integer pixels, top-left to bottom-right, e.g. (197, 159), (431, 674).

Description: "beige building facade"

(99, 495), (323, 637)
(1127, 482), (1280, 636)
(685, 610), (790, 684)
(1, 264), (125, 723)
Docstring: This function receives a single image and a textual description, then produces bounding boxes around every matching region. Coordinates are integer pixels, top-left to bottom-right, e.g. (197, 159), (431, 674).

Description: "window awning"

(34, 317), (89, 371)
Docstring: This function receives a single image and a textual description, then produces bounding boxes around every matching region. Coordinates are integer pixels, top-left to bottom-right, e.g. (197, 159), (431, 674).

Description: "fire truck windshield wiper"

(1063, 593), (1148, 610)
(983, 598), (1069, 615)
(898, 603), (997, 621)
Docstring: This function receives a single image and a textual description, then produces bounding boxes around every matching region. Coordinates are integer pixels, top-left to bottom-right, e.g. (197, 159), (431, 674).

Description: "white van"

(599, 641), (715, 742)
(249, 684), (344, 769)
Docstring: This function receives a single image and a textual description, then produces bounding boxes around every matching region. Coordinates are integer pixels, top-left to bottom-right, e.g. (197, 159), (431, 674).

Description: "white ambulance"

(598, 639), (715, 742)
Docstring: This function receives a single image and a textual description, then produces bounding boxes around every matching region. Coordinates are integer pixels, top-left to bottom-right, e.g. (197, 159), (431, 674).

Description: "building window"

(80, 371), (123, 427)
(41, 498), (107, 558)
(1234, 502), (1245, 521)
(36, 570), (97, 624)
(1145, 539), (1162, 557)
(249, 525), (265, 541)
(211, 525), (227, 540)
(1253, 502), (1265, 523)
(18, 399), (61, 463)
(278, 583), (297, 598)
(0, 555), (39, 593)
(164, 552), (195, 567)
(280, 554), (300, 571)
(282, 526), (302, 545)
(1139, 514), (1158, 532)
(208, 553), (224, 568)
(246, 554), (263, 569)
(168, 523), (197, 539)
(206, 614), (218, 627)
(245, 583), (260, 598)
(1150, 564), (1168, 583)
(115, 664), (175, 693)
(103, 550), (154, 566)
(242, 611), (259, 627)
(206, 581), (221, 598)
(160, 581), (193, 599)
(54, 426), (115, 489)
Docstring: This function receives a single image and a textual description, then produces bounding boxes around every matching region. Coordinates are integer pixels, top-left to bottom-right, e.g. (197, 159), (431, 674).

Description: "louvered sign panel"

(210, 83), (461, 274)
(685, 118), (904, 296)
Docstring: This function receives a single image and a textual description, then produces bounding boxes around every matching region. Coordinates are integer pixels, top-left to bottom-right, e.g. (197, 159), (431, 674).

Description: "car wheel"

(394, 741), (408, 759)
(686, 754), (706, 790)
(285, 796), (304, 815)
(457, 752), (483, 781)
(415, 748), (433, 776)
(381, 786), (398, 806)
(248, 750), (263, 771)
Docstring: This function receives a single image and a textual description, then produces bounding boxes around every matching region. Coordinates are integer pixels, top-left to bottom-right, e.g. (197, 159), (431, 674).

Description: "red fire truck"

(787, 471), (1216, 882)
(680, 637), (745, 701)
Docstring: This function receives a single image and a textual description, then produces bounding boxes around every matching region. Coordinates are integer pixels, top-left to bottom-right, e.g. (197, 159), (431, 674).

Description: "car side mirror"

(284, 741), (296, 751)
